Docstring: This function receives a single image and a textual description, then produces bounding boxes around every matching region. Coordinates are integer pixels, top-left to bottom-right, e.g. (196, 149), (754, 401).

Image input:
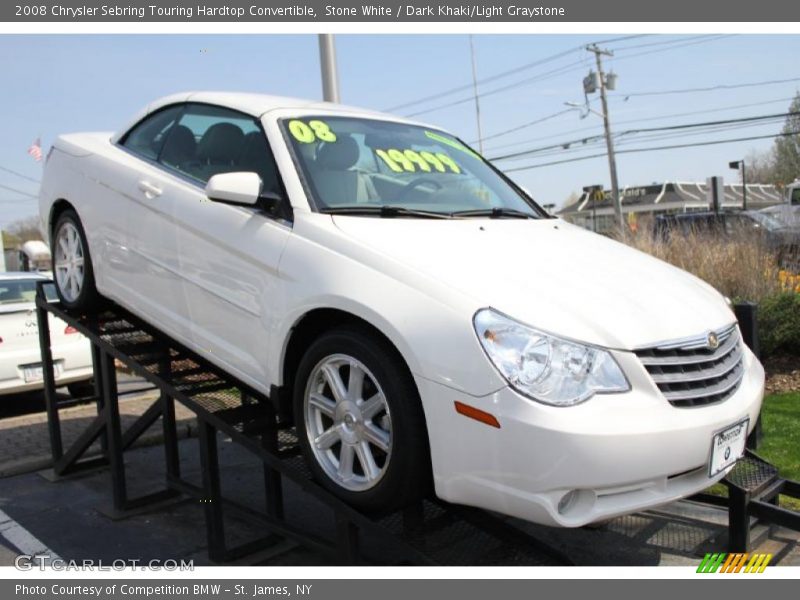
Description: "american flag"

(27, 137), (43, 162)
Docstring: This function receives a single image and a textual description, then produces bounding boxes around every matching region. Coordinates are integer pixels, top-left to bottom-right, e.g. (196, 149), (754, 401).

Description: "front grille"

(634, 324), (744, 408)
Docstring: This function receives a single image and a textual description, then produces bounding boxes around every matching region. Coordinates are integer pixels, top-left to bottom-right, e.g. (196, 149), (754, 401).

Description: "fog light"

(558, 490), (579, 515)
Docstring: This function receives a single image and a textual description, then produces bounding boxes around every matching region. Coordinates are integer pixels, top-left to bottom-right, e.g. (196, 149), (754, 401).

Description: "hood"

(332, 217), (734, 350)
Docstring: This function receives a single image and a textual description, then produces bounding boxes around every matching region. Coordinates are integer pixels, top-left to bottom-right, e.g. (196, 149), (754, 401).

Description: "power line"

(403, 35), (734, 119)
(404, 60), (587, 118)
(471, 109), (574, 144)
(383, 48), (577, 113)
(610, 33), (728, 52)
(490, 111), (800, 161)
(613, 118), (786, 146)
(603, 34), (735, 63)
(612, 75), (800, 99)
(0, 165), (40, 184)
(503, 130), (800, 173)
(470, 38), (738, 148)
(500, 121), (786, 163)
(482, 95), (798, 153)
(520, 118), (788, 162)
(382, 34), (651, 113)
(0, 183), (38, 198)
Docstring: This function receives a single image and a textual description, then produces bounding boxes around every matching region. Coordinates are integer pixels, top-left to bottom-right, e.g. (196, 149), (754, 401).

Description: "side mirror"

(205, 172), (262, 207)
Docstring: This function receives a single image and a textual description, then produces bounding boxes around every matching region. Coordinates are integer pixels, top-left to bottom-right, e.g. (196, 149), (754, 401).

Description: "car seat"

(160, 124), (197, 169)
(309, 135), (376, 205)
(193, 122), (245, 182)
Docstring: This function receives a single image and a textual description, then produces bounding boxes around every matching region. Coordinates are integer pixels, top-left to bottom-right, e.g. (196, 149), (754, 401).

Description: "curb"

(0, 420), (196, 479)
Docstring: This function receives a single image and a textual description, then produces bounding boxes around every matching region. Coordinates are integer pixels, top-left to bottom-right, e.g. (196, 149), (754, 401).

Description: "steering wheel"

(395, 177), (443, 203)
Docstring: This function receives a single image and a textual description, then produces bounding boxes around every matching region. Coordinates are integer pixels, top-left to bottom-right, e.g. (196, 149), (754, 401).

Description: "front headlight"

(473, 308), (630, 406)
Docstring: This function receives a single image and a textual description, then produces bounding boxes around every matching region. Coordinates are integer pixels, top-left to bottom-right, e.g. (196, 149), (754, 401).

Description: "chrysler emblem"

(707, 332), (719, 350)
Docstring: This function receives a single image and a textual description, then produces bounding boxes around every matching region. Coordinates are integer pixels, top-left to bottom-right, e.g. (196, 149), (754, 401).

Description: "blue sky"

(1, 34), (799, 229)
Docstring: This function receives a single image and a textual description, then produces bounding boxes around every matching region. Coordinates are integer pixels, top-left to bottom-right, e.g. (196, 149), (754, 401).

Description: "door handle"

(138, 180), (163, 199)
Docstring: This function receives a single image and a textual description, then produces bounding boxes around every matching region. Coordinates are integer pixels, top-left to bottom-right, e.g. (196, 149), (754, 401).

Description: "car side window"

(121, 106), (184, 161)
(159, 104), (281, 193)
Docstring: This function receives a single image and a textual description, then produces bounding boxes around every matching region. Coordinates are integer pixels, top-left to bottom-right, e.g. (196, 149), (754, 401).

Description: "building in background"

(559, 181), (784, 234)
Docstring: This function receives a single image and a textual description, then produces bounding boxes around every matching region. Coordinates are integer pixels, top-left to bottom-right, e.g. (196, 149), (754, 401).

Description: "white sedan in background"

(0, 272), (93, 397)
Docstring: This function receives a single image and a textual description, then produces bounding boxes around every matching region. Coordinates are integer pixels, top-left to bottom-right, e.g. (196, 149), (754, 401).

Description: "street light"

(729, 160), (747, 210)
(583, 184), (604, 233)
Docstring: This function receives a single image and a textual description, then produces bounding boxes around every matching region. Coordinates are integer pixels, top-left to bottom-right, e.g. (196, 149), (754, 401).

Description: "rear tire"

(67, 381), (95, 399)
(293, 326), (430, 513)
(52, 209), (100, 311)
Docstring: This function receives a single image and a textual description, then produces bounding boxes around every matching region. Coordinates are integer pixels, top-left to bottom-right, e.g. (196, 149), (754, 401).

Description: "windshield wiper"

(320, 205), (455, 219)
(451, 208), (536, 219)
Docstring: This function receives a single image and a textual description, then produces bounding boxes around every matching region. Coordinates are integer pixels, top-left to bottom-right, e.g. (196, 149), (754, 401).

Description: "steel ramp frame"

(34, 282), (572, 566)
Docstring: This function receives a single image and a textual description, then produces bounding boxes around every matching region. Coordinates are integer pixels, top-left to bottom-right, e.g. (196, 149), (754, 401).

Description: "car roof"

(113, 91), (435, 143)
(0, 271), (48, 281)
(658, 211), (748, 220)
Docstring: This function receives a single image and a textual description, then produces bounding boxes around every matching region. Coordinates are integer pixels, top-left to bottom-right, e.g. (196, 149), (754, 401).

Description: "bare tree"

(742, 93), (800, 188)
(5, 215), (43, 244)
(743, 148), (779, 185)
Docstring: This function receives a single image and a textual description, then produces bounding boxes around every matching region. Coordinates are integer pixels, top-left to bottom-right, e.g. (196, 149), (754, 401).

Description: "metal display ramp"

(33, 283), (573, 565)
(693, 451), (800, 551)
(33, 284), (800, 564)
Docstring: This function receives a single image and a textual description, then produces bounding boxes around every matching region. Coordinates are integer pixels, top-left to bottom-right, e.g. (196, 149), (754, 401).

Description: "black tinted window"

(121, 105), (184, 161)
(160, 104), (280, 191)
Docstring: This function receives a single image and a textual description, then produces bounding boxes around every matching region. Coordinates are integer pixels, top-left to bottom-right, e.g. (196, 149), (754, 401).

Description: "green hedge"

(759, 293), (800, 357)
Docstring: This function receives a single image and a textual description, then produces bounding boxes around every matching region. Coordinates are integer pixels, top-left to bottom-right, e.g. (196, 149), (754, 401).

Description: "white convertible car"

(38, 92), (764, 527)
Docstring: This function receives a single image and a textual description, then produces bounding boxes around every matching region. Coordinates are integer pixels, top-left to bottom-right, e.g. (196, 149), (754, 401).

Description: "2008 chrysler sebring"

(39, 92), (764, 527)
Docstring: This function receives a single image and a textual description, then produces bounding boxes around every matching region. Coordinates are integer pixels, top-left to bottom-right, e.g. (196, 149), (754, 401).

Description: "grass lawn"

(705, 391), (800, 510)
(758, 392), (800, 483)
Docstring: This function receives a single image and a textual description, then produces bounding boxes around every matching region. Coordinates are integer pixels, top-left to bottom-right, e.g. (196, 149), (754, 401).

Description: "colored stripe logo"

(697, 552), (772, 573)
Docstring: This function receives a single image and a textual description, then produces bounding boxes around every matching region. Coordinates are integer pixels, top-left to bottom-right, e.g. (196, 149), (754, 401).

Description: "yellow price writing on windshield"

(288, 119), (337, 143)
(376, 149), (460, 174)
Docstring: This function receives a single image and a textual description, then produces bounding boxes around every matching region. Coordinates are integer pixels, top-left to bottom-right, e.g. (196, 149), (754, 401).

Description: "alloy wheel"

(54, 221), (85, 303)
(303, 354), (392, 492)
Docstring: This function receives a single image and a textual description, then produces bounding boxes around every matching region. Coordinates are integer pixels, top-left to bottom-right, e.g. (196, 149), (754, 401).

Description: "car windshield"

(281, 116), (544, 218)
(746, 212), (785, 231)
(0, 279), (56, 305)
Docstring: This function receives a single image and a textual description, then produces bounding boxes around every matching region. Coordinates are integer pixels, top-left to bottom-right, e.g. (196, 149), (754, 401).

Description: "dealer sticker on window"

(709, 418), (749, 477)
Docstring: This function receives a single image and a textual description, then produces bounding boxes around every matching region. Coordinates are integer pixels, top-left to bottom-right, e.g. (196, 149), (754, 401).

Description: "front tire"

(293, 327), (430, 513)
(52, 209), (100, 310)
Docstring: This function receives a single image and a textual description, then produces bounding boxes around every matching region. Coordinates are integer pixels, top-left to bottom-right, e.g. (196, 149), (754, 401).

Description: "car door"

(156, 103), (292, 390)
(112, 104), (195, 344)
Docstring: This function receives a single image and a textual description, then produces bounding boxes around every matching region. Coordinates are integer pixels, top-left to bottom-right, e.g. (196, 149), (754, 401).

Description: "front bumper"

(417, 344), (765, 527)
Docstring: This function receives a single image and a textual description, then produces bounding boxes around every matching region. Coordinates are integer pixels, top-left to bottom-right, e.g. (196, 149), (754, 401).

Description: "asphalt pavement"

(0, 374), (196, 478)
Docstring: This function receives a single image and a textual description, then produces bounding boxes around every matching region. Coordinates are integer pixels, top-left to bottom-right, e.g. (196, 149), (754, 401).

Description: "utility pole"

(742, 160), (748, 210)
(469, 35), (484, 154)
(318, 34), (340, 103)
(587, 44), (623, 234)
(729, 160), (748, 210)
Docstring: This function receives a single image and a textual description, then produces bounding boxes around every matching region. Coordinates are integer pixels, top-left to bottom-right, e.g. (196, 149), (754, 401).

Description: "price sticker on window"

(288, 119), (337, 143)
(375, 149), (461, 174)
